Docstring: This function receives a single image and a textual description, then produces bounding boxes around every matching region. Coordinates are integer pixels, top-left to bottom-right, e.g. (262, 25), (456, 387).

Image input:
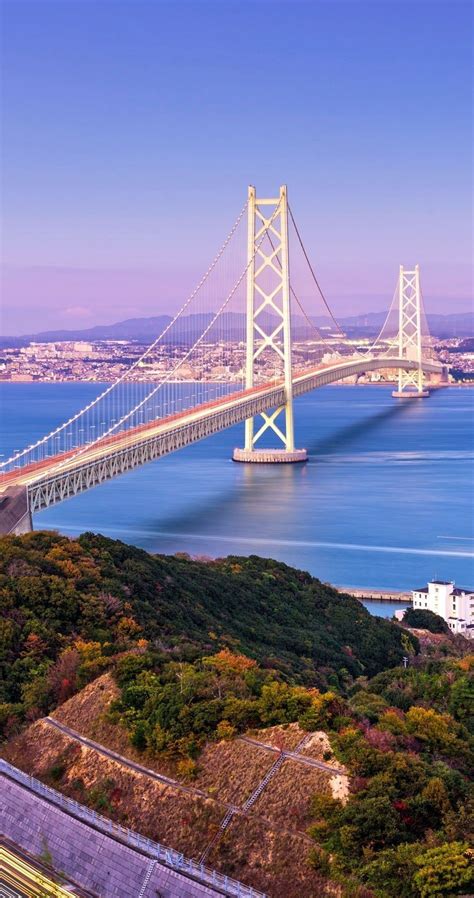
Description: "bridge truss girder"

(28, 386), (286, 513)
(25, 357), (443, 513)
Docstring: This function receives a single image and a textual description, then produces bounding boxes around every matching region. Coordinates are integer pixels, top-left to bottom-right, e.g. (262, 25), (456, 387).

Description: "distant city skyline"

(1, 0), (472, 334)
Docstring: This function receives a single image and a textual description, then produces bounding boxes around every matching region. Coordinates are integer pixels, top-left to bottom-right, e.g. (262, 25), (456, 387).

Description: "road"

(0, 839), (91, 897)
(0, 355), (442, 496)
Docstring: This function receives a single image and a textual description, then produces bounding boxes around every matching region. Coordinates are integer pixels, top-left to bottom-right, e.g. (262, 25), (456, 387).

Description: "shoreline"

(336, 586), (412, 603)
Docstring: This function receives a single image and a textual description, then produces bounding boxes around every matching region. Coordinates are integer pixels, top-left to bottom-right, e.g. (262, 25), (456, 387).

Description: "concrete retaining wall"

(1, 771), (256, 898)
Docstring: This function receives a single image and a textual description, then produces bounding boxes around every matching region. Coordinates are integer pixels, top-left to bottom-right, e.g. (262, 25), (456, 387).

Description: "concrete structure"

(1, 760), (264, 898)
(412, 580), (474, 638)
(0, 486), (32, 535)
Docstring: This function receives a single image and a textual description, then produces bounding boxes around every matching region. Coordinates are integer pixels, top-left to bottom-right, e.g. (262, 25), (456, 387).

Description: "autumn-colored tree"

(420, 777), (451, 816)
(21, 633), (47, 659)
(405, 707), (457, 751)
(48, 647), (81, 704)
(215, 719), (236, 740)
(176, 758), (198, 780)
(116, 616), (142, 643)
(203, 649), (257, 674)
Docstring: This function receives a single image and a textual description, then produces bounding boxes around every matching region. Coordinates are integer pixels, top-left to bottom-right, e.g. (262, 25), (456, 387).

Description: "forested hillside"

(0, 530), (416, 735)
(1, 530), (473, 897)
(309, 656), (474, 897)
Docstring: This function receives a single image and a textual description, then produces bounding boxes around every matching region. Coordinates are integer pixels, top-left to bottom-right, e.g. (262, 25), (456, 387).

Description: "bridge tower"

(233, 186), (307, 463)
(392, 264), (429, 399)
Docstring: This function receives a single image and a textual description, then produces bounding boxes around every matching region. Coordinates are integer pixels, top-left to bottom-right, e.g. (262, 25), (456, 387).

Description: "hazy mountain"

(1, 310), (473, 348)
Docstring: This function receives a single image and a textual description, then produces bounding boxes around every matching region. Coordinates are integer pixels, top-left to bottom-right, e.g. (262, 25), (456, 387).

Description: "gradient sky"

(1, 0), (472, 334)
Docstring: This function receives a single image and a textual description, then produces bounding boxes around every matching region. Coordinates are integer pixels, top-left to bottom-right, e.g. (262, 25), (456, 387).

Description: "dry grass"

(3, 678), (351, 894)
(250, 758), (332, 832)
(193, 739), (273, 806)
(53, 672), (119, 728)
(3, 719), (225, 858)
(298, 731), (345, 770)
(2, 719), (73, 774)
(207, 812), (336, 898)
(245, 721), (306, 750)
(52, 672), (177, 777)
(60, 748), (224, 857)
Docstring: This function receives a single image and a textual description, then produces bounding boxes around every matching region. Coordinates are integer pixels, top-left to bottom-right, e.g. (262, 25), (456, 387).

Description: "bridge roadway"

(0, 356), (443, 515)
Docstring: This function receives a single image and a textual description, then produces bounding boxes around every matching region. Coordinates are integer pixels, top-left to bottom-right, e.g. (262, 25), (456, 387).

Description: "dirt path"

(237, 735), (341, 774)
(45, 717), (219, 803)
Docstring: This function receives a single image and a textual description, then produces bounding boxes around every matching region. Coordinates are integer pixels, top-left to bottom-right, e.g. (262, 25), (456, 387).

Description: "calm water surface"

(1, 383), (473, 618)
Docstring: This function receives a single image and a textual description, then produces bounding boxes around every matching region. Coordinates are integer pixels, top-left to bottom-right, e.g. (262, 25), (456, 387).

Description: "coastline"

(336, 585), (412, 603)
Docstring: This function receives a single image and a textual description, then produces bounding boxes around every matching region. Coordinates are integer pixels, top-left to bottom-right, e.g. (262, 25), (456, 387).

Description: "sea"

(1, 383), (473, 619)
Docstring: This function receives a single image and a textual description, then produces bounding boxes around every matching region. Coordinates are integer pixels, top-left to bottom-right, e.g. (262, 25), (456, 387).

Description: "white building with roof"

(412, 580), (474, 638)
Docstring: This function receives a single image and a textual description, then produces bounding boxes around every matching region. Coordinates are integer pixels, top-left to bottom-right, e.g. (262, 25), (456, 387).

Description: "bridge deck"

(0, 356), (443, 514)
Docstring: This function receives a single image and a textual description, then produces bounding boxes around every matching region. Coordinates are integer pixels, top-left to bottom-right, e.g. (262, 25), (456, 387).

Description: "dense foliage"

(110, 647), (344, 763)
(0, 531), (416, 735)
(309, 655), (474, 898)
(403, 608), (450, 634)
(1, 531), (472, 897)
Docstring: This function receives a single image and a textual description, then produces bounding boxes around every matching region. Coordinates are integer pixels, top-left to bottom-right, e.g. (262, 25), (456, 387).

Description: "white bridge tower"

(392, 264), (429, 399)
(233, 186), (307, 463)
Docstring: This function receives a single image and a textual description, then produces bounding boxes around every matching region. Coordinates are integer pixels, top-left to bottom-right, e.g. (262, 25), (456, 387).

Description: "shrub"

(403, 608), (449, 634)
(215, 720), (236, 741)
(176, 758), (198, 780)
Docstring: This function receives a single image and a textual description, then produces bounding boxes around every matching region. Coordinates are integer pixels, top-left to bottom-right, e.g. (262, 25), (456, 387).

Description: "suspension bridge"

(0, 186), (447, 534)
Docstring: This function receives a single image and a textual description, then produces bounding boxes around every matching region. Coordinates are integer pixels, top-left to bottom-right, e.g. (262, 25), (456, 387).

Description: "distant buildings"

(0, 334), (472, 384)
(412, 580), (474, 638)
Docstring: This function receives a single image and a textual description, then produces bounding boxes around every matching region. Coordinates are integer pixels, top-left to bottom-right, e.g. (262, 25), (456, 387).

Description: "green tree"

(448, 675), (474, 732)
(413, 842), (474, 898)
(332, 796), (404, 858)
(403, 608), (449, 634)
(360, 842), (421, 898)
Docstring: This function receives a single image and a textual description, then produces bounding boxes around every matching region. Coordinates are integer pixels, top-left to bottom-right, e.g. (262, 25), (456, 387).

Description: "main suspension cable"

(264, 229), (324, 342)
(1, 200), (249, 472)
(288, 204), (345, 336)
(40, 200), (283, 479)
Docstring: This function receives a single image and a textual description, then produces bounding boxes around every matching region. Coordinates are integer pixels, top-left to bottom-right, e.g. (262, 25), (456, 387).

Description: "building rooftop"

(414, 582), (473, 595)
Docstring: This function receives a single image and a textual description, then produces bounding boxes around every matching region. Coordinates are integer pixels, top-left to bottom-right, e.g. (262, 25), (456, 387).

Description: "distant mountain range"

(338, 311), (474, 338)
(1, 310), (473, 347)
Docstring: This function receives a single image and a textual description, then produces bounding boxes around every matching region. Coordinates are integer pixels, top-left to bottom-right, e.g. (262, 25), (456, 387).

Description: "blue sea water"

(1, 383), (473, 618)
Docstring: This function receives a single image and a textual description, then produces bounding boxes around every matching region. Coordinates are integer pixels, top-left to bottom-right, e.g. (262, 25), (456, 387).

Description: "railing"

(1, 759), (266, 898)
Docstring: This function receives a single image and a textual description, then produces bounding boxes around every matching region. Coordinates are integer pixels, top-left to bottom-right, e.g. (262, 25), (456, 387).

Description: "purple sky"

(1, 1), (472, 335)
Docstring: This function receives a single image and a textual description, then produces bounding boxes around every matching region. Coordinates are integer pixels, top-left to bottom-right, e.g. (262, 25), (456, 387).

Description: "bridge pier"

(392, 389), (430, 399)
(233, 448), (307, 463)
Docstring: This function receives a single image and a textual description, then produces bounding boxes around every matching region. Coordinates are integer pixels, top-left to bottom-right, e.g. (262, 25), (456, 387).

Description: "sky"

(1, 0), (472, 334)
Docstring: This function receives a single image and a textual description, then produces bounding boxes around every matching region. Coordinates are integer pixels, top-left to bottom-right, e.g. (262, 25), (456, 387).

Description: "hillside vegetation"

(109, 647), (474, 897)
(1, 530), (473, 897)
(310, 655), (474, 897)
(0, 530), (416, 735)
